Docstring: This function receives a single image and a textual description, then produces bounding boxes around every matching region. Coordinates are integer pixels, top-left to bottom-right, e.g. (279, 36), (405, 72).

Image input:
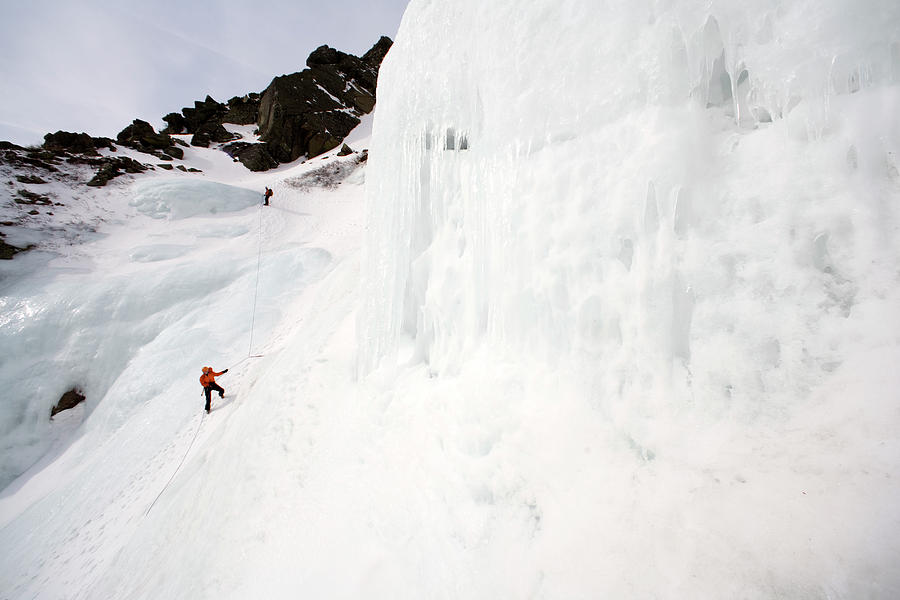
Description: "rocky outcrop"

(86, 156), (148, 187)
(116, 119), (182, 157)
(43, 131), (115, 155)
(162, 95), (244, 146)
(1, 35), (393, 199)
(257, 36), (392, 164)
(225, 94), (261, 125)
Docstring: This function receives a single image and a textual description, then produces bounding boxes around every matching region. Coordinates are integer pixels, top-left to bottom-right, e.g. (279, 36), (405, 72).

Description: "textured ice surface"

(358, 0), (900, 596)
(130, 179), (261, 219)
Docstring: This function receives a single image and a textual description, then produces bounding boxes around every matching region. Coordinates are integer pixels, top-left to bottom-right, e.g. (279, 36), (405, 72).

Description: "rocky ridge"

(0, 37), (392, 260)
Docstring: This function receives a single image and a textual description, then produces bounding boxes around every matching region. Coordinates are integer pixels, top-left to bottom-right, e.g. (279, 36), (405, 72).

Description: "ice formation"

(358, 0), (900, 595)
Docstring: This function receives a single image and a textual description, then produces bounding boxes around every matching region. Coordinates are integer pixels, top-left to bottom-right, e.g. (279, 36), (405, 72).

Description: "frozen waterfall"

(358, 0), (900, 595)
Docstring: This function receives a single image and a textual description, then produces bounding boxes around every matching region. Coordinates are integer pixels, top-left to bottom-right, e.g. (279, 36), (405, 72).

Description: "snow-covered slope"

(0, 126), (371, 598)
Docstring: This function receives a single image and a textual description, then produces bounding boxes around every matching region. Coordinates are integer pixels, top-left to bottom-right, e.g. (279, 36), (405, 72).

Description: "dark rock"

(162, 145), (184, 159)
(16, 174), (47, 184)
(337, 143), (353, 156)
(225, 94), (261, 125)
(307, 45), (344, 67)
(157, 163), (174, 170)
(16, 189), (52, 205)
(0, 141), (25, 151)
(182, 96), (229, 132)
(256, 37), (392, 166)
(195, 121), (235, 144)
(191, 132), (211, 147)
(176, 165), (187, 172)
(43, 131), (114, 155)
(51, 388), (85, 418)
(222, 141), (279, 171)
(117, 120), (168, 149)
(162, 112), (189, 134)
(3, 148), (59, 171)
(87, 156), (148, 187)
(0, 235), (34, 260)
(164, 94), (248, 145)
(116, 119), (188, 161)
(361, 36), (394, 67)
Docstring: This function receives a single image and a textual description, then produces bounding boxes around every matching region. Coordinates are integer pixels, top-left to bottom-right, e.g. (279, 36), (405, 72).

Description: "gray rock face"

(257, 37), (392, 164)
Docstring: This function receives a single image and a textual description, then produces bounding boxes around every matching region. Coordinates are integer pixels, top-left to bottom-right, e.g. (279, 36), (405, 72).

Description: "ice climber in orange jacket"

(199, 366), (227, 413)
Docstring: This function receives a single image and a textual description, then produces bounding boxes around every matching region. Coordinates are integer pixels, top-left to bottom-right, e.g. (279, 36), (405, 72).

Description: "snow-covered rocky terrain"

(2, 0), (900, 598)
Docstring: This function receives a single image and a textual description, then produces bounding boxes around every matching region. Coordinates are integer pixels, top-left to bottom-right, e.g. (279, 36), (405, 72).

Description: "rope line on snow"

(145, 411), (204, 515)
(247, 203), (264, 358)
(143, 199), (269, 518)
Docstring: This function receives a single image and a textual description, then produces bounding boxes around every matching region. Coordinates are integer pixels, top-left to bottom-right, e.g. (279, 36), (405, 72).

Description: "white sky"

(0, 0), (410, 146)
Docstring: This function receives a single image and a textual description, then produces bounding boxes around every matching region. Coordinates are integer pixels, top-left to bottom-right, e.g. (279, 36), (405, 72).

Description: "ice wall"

(359, 0), (900, 594)
(361, 0), (900, 378)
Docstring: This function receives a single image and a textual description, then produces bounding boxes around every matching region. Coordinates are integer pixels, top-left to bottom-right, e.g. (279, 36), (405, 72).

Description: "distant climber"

(199, 366), (227, 413)
(264, 186), (273, 206)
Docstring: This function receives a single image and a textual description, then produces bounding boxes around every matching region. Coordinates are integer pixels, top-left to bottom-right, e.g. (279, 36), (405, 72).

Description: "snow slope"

(1, 1), (899, 598)
(0, 127), (370, 598)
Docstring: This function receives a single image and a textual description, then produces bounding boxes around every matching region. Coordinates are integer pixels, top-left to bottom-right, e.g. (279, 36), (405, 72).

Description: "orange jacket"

(199, 368), (224, 387)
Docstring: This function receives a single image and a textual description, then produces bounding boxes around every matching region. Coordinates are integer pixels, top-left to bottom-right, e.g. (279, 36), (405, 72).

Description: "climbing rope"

(145, 411), (204, 515)
(143, 200), (270, 517)
(247, 203), (264, 358)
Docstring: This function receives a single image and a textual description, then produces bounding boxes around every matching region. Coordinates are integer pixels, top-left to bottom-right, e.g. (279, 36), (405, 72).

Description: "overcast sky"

(0, 0), (410, 146)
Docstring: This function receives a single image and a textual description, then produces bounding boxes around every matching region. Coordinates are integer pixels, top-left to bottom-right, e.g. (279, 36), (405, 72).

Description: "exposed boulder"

(0, 233), (33, 260)
(51, 388), (85, 418)
(337, 143), (354, 156)
(256, 37), (392, 165)
(222, 141), (279, 172)
(162, 145), (184, 160)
